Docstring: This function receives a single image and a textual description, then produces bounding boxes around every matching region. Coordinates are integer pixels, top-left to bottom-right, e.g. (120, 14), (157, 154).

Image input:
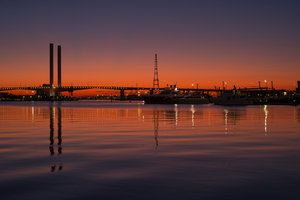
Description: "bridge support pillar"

(36, 89), (47, 96)
(56, 88), (62, 97)
(120, 89), (125, 100)
(49, 87), (55, 97)
(68, 89), (73, 97)
(56, 92), (61, 97)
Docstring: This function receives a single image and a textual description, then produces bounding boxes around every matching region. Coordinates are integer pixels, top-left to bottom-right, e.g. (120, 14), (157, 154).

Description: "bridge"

(0, 43), (227, 98)
(0, 86), (223, 92)
(1, 43), (291, 99)
(0, 85), (224, 98)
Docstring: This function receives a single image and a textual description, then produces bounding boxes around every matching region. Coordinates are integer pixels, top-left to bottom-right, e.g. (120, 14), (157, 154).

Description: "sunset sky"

(0, 0), (300, 92)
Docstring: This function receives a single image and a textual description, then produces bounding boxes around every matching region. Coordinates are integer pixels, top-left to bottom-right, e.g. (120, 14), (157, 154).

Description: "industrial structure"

(0, 43), (299, 104)
(153, 54), (159, 93)
(0, 43), (223, 98)
(48, 43), (62, 96)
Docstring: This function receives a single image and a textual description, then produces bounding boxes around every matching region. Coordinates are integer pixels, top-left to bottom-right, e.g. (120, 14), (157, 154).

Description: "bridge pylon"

(49, 43), (63, 97)
(49, 43), (55, 97)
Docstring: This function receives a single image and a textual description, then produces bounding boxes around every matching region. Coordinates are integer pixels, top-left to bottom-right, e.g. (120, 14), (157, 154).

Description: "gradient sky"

(0, 0), (300, 90)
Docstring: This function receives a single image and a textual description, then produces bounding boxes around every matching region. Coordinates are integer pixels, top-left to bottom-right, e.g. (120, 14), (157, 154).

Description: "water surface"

(0, 101), (300, 199)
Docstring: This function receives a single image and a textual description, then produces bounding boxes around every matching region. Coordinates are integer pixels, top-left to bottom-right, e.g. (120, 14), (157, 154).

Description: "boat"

(142, 84), (211, 104)
(214, 89), (254, 106)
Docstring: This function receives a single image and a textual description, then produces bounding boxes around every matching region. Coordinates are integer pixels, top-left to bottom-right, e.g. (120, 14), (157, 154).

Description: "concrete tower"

(49, 43), (54, 96)
(57, 45), (61, 88)
(49, 43), (54, 87)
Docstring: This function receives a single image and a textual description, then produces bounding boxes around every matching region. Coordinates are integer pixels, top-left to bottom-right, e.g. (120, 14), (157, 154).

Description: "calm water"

(0, 101), (300, 200)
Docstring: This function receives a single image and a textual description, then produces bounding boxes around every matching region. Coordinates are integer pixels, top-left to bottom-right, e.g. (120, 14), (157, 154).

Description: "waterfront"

(0, 102), (300, 199)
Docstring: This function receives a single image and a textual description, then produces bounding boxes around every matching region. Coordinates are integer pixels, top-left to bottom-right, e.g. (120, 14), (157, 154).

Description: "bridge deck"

(0, 86), (223, 92)
(0, 86), (290, 93)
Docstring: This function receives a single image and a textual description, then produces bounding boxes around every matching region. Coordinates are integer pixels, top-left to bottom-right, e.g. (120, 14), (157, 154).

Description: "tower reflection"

(49, 103), (63, 172)
(297, 107), (300, 123)
(153, 110), (159, 150)
(49, 103), (54, 155)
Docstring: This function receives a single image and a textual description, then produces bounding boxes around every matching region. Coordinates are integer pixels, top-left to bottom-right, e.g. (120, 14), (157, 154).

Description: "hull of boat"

(142, 95), (210, 104)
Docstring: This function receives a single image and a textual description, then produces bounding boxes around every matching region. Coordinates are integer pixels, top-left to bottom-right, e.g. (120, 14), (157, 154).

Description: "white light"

(174, 104), (178, 126)
(224, 109), (228, 133)
(191, 105), (195, 126)
(264, 105), (268, 133)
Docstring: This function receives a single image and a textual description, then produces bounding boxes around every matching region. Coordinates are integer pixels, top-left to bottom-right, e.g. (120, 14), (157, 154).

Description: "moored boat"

(213, 89), (253, 106)
(142, 84), (211, 104)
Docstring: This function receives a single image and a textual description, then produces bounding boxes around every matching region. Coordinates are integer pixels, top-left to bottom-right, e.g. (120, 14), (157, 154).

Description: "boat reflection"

(222, 108), (246, 133)
(297, 107), (300, 123)
(222, 106), (269, 134)
(224, 109), (229, 134)
(49, 103), (63, 172)
(191, 105), (195, 127)
(264, 105), (269, 134)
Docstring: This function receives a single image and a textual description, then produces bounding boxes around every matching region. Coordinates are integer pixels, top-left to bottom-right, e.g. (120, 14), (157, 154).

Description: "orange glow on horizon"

(0, 44), (299, 95)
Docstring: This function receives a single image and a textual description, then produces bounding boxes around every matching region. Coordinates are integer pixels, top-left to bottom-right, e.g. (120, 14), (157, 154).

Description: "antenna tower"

(153, 53), (159, 93)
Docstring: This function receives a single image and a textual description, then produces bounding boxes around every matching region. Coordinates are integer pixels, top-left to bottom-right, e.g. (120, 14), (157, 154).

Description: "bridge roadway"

(0, 86), (223, 92)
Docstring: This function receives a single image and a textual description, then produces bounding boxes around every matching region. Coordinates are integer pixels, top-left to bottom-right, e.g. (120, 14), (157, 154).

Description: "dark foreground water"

(0, 101), (299, 200)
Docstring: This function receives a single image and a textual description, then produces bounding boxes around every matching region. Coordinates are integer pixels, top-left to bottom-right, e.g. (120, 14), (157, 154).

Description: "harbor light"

(264, 80), (268, 88)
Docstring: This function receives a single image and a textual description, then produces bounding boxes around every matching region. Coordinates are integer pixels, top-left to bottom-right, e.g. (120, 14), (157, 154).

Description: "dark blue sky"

(1, 0), (300, 88)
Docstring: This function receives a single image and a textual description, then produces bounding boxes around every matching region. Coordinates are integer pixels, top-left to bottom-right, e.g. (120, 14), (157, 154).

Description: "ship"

(213, 86), (254, 106)
(142, 84), (211, 104)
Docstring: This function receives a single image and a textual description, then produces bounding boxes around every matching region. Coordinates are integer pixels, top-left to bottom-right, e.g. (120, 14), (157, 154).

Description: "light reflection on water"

(0, 101), (300, 200)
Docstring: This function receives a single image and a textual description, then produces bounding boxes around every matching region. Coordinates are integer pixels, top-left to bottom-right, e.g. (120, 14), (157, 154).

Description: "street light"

(264, 80), (267, 89)
(223, 81), (228, 90)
